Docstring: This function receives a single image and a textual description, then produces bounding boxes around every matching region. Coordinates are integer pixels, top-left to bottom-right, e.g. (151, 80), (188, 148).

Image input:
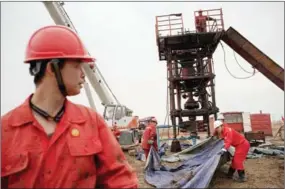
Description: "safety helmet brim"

(24, 56), (95, 63)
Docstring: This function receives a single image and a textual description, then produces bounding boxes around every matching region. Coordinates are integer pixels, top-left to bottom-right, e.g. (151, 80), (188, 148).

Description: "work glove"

(218, 148), (227, 155)
(148, 140), (154, 145)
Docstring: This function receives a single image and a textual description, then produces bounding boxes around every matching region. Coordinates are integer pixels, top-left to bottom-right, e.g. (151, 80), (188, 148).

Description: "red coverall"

(142, 124), (158, 159)
(195, 15), (207, 32)
(112, 127), (121, 141)
(218, 124), (250, 170)
(1, 95), (138, 188)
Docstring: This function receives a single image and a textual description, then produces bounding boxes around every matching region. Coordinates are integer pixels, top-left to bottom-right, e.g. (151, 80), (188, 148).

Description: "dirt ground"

(211, 157), (284, 188)
(125, 153), (284, 188)
(125, 122), (284, 188)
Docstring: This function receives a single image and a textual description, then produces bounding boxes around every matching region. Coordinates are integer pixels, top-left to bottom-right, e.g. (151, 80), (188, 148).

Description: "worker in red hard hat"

(213, 120), (250, 182)
(195, 9), (216, 33)
(142, 117), (158, 159)
(1, 25), (138, 188)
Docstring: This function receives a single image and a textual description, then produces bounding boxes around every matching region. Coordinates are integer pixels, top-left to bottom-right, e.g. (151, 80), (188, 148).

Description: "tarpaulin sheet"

(144, 138), (228, 188)
(246, 145), (284, 159)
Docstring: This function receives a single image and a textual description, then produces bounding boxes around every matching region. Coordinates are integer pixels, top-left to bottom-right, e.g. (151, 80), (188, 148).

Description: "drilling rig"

(155, 9), (224, 152)
(155, 8), (284, 152)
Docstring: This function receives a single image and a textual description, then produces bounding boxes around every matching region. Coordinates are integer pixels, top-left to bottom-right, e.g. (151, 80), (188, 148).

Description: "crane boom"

(42, 2), (138, 129)
(43, 1), (117, 107)
(42, 1), (138, 129)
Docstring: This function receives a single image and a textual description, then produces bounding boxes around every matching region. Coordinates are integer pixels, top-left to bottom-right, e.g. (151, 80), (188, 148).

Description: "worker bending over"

(213, 120), (250, 182)
(142, 117), (158, 159)
(1, 25), (138, 188)
(195, 10), (216, 33)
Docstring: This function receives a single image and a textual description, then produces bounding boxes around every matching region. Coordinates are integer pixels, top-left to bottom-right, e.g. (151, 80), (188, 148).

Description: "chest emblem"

(71, 128), (80, 137)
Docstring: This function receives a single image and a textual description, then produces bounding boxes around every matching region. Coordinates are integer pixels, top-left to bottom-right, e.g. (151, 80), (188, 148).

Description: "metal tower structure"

(155, 9), (225, 152)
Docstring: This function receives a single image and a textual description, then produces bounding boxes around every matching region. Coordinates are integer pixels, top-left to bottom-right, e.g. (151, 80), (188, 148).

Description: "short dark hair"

(29, 59), (65, 85)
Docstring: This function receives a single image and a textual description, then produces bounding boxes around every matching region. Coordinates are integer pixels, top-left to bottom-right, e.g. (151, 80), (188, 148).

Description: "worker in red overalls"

(112, 123), (121, 141)
(195, 10), (216, 33)
(1, 25), (138, 188)
(142, 117), (158, 159)
(213, 120), (250, 182)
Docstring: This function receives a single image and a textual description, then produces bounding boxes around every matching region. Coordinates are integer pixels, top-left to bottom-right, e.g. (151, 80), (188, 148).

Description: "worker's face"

(198, 11), (202, 16)
(149, 120), (157, 126)
(60, 59), (85, 96)
(216, 126), (223, 134)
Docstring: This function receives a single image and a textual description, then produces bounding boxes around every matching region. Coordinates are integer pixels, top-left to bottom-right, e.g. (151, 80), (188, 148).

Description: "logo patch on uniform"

(71, 128), (80, 137)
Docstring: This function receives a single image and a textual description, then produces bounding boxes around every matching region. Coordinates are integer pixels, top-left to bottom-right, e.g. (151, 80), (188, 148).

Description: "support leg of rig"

(171, 138), (182, 152)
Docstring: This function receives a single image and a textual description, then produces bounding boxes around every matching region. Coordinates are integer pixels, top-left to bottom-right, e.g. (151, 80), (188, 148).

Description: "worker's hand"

(218, 148), (227, 155)
(148, 140), (154, 145)
(212, 136), (218, 140)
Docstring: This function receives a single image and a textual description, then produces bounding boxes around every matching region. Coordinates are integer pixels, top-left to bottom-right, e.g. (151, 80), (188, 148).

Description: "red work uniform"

(220, 124), (250, 170)
(1, 95), (138, 188)
(195, 15), (207, 32)
(142, 124), (158, 159)
(112, 127), (121, 141)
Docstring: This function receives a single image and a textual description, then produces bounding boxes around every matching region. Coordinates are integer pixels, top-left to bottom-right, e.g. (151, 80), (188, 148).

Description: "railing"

(194, 8), (225, 33)
(155, 13), (184, 40)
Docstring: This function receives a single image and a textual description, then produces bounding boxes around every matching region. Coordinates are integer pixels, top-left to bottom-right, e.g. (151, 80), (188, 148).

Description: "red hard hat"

(24, 25), (95, 63)
(150, 117), (158, 123)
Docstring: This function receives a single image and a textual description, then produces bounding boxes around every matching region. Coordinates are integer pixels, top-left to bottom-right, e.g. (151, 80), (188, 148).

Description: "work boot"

(226, 167), (235, 179)
(234, 170), (247, 182)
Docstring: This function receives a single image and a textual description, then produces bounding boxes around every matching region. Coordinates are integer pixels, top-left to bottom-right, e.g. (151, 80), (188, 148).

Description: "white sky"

(1, 2), (284, 122)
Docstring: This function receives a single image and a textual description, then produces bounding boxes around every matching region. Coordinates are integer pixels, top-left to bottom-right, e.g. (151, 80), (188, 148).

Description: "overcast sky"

(1, 2), (284, 122)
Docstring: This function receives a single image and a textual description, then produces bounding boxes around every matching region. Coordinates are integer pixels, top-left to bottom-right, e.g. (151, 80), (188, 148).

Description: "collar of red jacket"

(8, 94), (87, 127)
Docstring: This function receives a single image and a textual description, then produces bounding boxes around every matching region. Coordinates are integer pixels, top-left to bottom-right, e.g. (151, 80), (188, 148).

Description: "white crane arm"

(43, 1), (117, 107)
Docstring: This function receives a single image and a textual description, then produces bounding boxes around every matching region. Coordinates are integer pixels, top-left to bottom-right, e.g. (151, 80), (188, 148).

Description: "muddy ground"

(125, 123), (284, 188)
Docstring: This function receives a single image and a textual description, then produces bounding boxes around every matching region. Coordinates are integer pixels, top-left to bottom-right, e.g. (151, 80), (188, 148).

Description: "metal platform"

(157, 31), (224, 60)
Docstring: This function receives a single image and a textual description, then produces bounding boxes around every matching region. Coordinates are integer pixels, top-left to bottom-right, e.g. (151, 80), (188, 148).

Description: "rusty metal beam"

(222, 27), (284, 91)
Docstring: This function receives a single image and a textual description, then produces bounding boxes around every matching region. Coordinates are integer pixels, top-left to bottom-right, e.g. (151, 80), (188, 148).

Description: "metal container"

(250, 113), (272, 136)
(223, 112), (244, 133)
(227, 123), (244, 133)
(244, 131), (266, 144)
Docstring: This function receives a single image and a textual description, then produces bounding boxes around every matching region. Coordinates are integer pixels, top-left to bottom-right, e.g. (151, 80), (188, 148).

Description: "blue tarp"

(246, 145), (284, 159)
(144, 138), (227, 188)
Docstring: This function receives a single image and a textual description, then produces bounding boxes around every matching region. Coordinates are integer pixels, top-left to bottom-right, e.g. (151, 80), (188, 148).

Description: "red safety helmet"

(24, 25), (95, 63)
(150, 117), (158, 124)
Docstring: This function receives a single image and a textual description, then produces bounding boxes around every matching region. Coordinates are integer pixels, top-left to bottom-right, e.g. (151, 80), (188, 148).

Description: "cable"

(220, 42), (256, 79)
(233, 50), (258, 74)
